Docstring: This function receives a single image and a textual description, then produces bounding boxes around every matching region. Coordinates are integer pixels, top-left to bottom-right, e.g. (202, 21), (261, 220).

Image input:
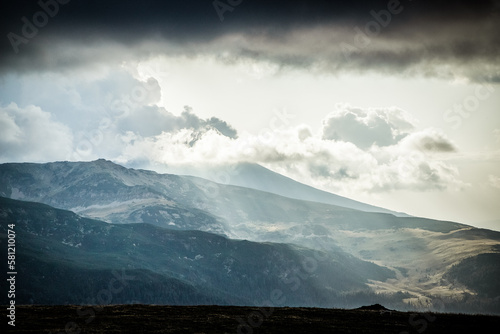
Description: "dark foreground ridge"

(356, 303), (390, 311)
(6, 304), (500, 333)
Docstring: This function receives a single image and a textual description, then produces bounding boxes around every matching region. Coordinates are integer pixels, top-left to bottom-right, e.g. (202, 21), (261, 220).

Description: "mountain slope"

(1, 160), (499, 313)
(164, 162), (410, 216)
(0, 159), (228, 234)
(0, 196), (396, 307)
(0, 160), (463, 234)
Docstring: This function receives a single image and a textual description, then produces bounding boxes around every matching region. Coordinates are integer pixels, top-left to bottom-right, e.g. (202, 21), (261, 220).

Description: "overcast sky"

(1, 0), (499, 230)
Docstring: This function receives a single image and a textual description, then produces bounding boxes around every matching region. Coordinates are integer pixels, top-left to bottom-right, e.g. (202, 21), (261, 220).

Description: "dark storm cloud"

(0, 0), (370, 56)
(1, 0), (499, 80)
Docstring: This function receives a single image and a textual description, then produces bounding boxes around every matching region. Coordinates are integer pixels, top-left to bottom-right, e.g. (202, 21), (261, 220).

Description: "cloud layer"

(1, 1), (491, 216)
(0, 63), (463, 194)
(1, 0), (499, 82)
(113, 102), (463, 194)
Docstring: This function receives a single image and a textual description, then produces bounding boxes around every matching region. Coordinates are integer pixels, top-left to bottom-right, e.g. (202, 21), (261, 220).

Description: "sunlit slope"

(1, 160), (499, 312)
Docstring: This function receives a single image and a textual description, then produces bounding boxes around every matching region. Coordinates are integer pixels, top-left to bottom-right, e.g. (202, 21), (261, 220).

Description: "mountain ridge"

(1, 160), (499, 313)
(159, 161), (411, 217)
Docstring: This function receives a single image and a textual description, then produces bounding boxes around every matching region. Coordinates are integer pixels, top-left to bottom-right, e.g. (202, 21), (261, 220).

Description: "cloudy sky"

(1, 0), (499, 230)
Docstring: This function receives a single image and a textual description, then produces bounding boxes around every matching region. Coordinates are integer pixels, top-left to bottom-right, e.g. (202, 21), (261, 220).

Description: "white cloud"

(114, 105), (464, 195)
(0, 68), (465, 196)
(0, 103), (73, 162)
(0, 109), (22, 143)
(321, 105), (416, 149)
(399, 128), (456, 153)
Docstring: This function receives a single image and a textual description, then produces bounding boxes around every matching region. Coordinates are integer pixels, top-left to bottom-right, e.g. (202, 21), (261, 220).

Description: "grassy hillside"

(1, 161), (499, 313)
(0, 197), (395, 308)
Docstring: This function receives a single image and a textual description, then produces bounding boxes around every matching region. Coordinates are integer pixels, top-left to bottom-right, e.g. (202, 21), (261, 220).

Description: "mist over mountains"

(1, 160), (499, 314)
(160, 162), (410, 217)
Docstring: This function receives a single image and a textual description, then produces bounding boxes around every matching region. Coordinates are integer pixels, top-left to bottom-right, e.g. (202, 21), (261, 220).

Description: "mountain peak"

(93, 158), (120, 167)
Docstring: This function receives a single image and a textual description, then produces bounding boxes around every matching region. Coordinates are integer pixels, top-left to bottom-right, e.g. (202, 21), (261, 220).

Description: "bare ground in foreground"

(5, 304), (500, 333)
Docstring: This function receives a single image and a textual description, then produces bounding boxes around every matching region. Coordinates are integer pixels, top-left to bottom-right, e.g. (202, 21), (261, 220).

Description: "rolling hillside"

(0, 196), (395, 307)
(1, 160), (499, 313)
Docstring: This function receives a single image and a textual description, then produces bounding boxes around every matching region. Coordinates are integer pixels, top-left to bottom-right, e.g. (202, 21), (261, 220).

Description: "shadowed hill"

(0, 196), (395, 307)
(1, 160), (499, 313)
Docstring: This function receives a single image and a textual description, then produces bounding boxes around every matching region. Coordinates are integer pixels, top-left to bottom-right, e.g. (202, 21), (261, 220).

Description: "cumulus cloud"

(0, 101), (461, 194)
(0, 68), (238, 163)
(400, 129), (456, 153)
(322, 105), (415, 149)
(0, 51), (463, 196)
(0, 57), (462, 194)
(0, 103), (73, 162)
(264, 126), (462, 193)
(113, 104), (463, 194)
(83, 70), (237, 140)
(115, 105), (238, 140)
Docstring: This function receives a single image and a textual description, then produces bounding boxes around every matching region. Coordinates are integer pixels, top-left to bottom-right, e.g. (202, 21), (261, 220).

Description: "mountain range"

(1, 159), (499, 314)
